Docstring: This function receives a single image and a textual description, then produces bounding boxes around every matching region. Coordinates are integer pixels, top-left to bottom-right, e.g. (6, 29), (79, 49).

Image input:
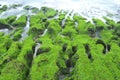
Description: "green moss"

(53, 35), (70, 46)
(104, 17), (117, 29)
(0, 36), (35, 80)
(7, 16), (17, 24)
(0, 36), (13, 72)
(0, 18), (10, 29)
(76, 20), (87, 33)
(69, 44), (91, 79)
(57, 56), (67, 69)
(29, 23), (45, 37)
(0, 32), (4, 36)
(1, 42), (21, 63)
(65, 17), (75, 27)
(73, 14), (86, 21)
(47, 19), (61, 38)
(30, 45), (61, 80)
(0, 60), (27, 80)
(30, 11), (46, 24)
(12, 15), (26, 28)
(59, 14), (65, 20)
(42, 7), (57, 18)
(0, 42), (21, 73)
(10, 4), (22, 9)
(86, 21), (95, 32)
(13, 29), (23, 41)
(99, 43), (120, 79)
(30, 13), (46, 38)
(38, 35), (53, 52)
(23, 5), (32, 10)
(93, 18), (107, 30)
(100, 30), (113, 43)
(0, 36), (12, 54)
(113, 23), (120, 37)
(31, 7), (39, 13)
(62, 25), (77, 39)
(0, 16), (16, 29)
(71, 53), (79, 66)
(0, 5), (7, 13)
(17, 36), (34, 64)
(69, 43), (116, 80)
(23, 5), (39, 13)
(73, 34), (91, 44)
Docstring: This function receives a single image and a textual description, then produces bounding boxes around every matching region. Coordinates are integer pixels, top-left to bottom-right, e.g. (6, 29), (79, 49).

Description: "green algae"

(23, 5), (39, 13)
(0, 18), (10, 29)
(42, 7), (57, 18)
(7, 16), (17, 24)
(59, 14), (65, 20)
(0, 16), (16, 29)
(47, 19), (62, 38)
(0, 42), (21, 75)
(12, 15), (26, 28)
(62, 25), (77, 39)
(0, 5), (7, 13)
(0, 60), (27, 80)
(29, 45), (61, 80)
(13, 29), (23, 41)
(10, 4), (22, 9)
(29, 23), (45, 37)
(93, 18), (107, 30)
(0, 36), (35, 80)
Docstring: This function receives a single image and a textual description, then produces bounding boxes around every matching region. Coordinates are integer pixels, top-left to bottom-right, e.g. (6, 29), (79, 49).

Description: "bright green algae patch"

(0, 7), (120, 80)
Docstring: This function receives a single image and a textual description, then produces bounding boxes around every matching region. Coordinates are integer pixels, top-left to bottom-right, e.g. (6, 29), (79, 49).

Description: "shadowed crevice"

(84, 44), (93, 61)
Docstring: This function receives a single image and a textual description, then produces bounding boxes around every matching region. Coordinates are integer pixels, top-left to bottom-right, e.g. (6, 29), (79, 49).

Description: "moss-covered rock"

(41, 7), (57, 18)
(113, 22), (120, 37)
(10, 4), (22, 9)
(7, 16), (17, 24)
(31, 7), (39, 13)
(73, 14), (86, 21)
(0, 18), (10, 29)
(0, 60), (27, 80)
(12, 29), (23, 41)
(0, 42), (21, 73)
(0, 42), (21, 64)
(0, 36), (35, 80)
(12, 15), (26, 28)
(29, 45), (61, 80)
(62, 25), (77, 39)
(93, 18), (107, 30)
(0, 35), (12, 54)
(38, 35), (53, 53)
(47, 19), (62, 38)
(23, 5), (32, 10)
(76, 20), (87, 33)
(100, 30), (113, 43)
(59, 14), (65, 20)
(23, 5), (39, 13)
(104, 17), (117, 29)
(0, 5), (7, 13)
(29, 23), (45, 37)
